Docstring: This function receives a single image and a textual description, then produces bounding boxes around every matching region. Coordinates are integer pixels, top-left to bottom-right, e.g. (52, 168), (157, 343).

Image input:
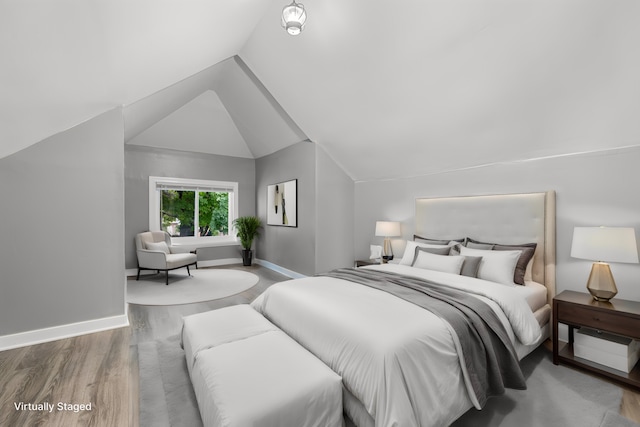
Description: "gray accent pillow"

(494, 244), (536, 285)
(467, 241), (495, 250)
(466, 238), (536, 285)
(413, 235), (464, 245)
(412, 245), (451, 265)
(460, 256), (483, 278)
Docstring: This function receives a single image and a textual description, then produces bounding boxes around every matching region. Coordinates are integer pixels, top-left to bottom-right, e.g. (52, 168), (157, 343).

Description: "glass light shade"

(375, 221), (401, 237)
(571, 227), (639, 263)
(281, 1), (307, 35)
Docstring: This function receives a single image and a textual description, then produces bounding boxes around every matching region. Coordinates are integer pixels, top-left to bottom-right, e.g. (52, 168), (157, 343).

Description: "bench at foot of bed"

(182, 304), (343, 427)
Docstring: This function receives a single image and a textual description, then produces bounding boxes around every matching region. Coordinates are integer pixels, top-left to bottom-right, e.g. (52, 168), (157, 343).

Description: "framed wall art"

(267, 179), (297, 227)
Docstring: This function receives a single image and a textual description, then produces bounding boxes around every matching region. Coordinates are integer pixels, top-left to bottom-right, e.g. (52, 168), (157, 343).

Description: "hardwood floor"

(128, 264), (285, 347)
(1, 264), (640, 426)
(0, 264), (286, 427)
(0, 327), (131, 427)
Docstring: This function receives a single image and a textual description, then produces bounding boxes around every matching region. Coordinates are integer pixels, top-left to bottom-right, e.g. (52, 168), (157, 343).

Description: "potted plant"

(233, 216), (262, 266)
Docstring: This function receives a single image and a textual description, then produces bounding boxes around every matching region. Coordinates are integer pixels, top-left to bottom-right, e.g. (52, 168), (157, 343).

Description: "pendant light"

(281, 1), (307, 36)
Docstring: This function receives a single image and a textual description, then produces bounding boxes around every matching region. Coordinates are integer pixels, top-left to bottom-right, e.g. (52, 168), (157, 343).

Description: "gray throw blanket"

(320, 268), (526, 408)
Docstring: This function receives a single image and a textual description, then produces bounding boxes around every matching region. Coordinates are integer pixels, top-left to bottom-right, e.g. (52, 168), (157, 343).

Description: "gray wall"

(256, 142), (317, 275)
(315, 146), (355, 272)
(0, 109), (125, 335)
(124, 145), (256, 269)
(255, 142), (355, 275)
(354, 146), (640, 301)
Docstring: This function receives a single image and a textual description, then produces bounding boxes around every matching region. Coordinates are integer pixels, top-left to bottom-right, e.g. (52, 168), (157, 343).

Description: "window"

(149, 177), (238, 244)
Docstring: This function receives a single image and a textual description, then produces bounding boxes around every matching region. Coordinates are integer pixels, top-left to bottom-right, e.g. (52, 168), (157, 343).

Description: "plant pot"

(242, 249), (253, 266)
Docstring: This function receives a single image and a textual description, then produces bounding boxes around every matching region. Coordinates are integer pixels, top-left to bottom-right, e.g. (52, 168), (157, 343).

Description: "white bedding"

(250, 264), (543, 427)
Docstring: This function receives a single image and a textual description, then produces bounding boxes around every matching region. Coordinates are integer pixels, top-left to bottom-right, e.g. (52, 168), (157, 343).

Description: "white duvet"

(250, 264), (542, 427)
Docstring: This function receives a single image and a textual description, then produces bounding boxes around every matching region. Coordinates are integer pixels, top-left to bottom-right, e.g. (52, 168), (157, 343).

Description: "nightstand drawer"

(557, 303), (640, 338)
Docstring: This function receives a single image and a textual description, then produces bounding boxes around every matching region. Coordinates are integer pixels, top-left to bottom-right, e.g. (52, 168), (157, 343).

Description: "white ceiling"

(3, 0), (640, 182)
(240, 0), (640, 181)
(123, 56), (307, 158)
(128, 90), (254, 157)
(0, 0), (271, 159)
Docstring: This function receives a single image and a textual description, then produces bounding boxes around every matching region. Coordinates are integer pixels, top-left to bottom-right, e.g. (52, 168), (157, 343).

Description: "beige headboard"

(415, 191), (556, 305)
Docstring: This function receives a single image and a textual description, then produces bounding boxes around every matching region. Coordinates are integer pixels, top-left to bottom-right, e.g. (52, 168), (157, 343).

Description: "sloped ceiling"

(0, 0), (272, 159)
(3, 0), (640, 182)
(128, 90), (254, 157)
(123, 56), (307, 158)
(240, 0), (640, 181)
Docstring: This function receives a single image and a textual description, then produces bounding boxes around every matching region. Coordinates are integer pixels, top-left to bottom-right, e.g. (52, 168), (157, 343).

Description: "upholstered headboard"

(415, 191), (556, 305)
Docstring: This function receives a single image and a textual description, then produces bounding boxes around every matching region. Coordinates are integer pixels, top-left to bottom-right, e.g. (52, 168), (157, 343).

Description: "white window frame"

(149, 176), (239, 246)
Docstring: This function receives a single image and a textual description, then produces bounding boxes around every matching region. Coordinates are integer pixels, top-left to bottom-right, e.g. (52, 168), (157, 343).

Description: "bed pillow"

(493, 244), (536, 285)
(412, 249), (465, 275)
(466, 238), (537, 285)
(414, 235), (465, 245)
(400, 240), (454, 265)
(411, 245), (452, 266)
(146, 240), (170, 254)
(465, 238), (495, 250)
(460, 256), (483, 278)
(459, 246), (522, 286)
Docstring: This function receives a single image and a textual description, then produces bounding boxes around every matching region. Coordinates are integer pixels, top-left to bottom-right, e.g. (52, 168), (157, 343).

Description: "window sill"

(171, 238), (241, 252)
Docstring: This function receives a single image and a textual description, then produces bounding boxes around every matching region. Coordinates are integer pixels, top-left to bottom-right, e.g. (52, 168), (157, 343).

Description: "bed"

(250, 191), (556, 427)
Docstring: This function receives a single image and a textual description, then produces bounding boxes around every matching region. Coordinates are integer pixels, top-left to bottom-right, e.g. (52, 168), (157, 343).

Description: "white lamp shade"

(571, 227), (639, 263)
(375, 221), (401, 237)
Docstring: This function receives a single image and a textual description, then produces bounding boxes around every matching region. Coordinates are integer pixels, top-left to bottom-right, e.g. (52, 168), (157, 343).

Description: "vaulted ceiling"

(3, 0), (640, 182)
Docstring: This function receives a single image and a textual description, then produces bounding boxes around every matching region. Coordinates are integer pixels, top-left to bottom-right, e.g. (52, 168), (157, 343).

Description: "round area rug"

(127, 269), (259, 305)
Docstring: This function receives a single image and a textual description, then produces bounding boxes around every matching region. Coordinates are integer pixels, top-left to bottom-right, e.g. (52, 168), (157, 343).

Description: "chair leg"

(136, 268), (141, 281)
(166, 270), (169, 286)
(187, 265), (191, 276)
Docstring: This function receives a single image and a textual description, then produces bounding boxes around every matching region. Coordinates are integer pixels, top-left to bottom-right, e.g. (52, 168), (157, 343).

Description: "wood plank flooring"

(1, 264), (639, 426)
(0, 327), (131, 427)
(128, 265), (285, 347)
(0, 264), (285, 427)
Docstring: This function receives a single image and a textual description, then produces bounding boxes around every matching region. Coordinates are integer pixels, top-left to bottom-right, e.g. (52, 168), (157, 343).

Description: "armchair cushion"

(146, 241), (170, 254)
(166, 253), (198, 269)
(136, 249), (168, 270)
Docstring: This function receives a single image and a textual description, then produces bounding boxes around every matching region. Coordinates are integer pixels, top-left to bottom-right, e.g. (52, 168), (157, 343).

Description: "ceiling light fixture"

(281, 1), (307, 36)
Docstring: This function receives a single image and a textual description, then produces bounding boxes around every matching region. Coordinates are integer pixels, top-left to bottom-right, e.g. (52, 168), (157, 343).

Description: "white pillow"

(412, 250), (465, 275)
(399, 240), (455, 265)
(146, 240), (170, 254)
(459, 246), (522, 286)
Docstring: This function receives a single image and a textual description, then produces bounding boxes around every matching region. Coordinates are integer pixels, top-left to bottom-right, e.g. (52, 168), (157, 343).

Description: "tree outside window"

(161, 190), (229, 237)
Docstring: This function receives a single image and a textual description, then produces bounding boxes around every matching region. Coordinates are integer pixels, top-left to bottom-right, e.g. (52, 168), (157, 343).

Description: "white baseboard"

(197, 258), (243, 268)
(0, 314), (130, 352)
(125, 259), (306, 280)
(125, 268), (154, 277)
(125, 258), (243, 277)
(254, 258), (307, 279)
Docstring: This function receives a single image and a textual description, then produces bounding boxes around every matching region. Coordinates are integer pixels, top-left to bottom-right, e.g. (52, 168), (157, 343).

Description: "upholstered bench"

(182, 305), (343, 427)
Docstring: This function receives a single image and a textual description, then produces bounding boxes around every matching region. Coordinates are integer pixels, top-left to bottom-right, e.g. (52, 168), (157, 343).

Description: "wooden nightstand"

(553, 290), (640, 389)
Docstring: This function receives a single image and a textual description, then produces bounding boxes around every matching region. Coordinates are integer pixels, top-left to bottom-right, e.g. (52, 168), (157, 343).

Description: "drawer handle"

(593, 317), (600, 321)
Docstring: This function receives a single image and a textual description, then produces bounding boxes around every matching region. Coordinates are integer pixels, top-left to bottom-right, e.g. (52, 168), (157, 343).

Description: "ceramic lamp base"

(586, 262), (617, 302)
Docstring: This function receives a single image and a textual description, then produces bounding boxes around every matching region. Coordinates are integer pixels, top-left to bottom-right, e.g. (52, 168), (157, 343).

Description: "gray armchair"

(135, 231), (197, 285)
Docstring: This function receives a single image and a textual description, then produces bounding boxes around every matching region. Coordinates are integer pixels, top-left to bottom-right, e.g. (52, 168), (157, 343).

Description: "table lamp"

(570, 226), (639, 301)
(375, 221), (401, 262)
